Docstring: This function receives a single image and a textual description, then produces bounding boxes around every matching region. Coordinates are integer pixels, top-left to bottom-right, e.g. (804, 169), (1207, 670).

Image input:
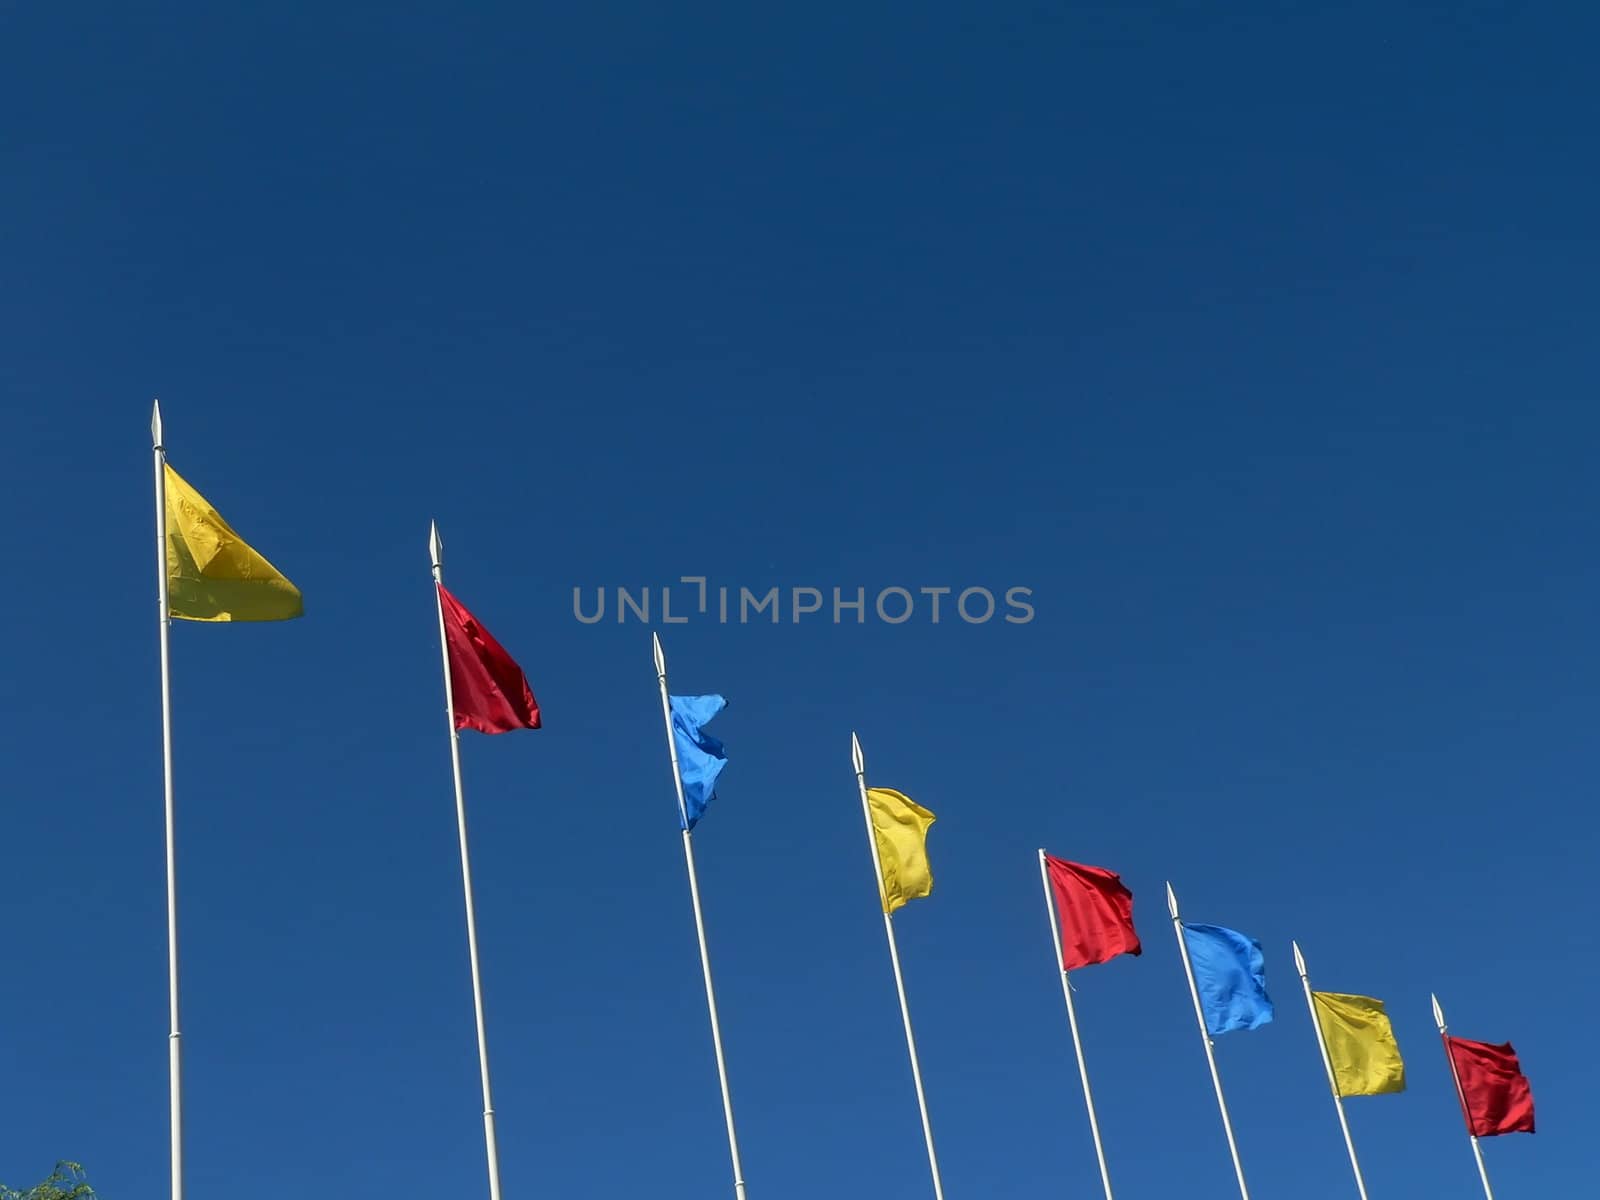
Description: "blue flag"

(1182, 923), (1274, 1035)
(669, 694), (728, 830)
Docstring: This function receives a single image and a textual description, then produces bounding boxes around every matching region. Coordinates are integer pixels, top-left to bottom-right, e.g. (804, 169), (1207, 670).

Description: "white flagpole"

(853, 733), (944, 1200)
(1432, 994), (1496, 1200)
(1165, 884), (1250, 1200)
(1037, 850), (1114, 1200)
(430, 523), (504, 1200)
(1292, 941), (1370, 1200)
(151, 400), (184, 1200)
(652, 633), (748, 1200)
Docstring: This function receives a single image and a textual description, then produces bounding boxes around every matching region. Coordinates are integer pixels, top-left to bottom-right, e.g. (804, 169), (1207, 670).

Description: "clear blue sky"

(2, 3), (1592, 1196)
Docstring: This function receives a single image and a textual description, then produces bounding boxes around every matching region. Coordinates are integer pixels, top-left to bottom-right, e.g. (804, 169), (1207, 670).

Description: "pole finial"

(1431, 993), (1446, 1032)
(1165, 881), (1180, 920)
(652, 630), (666, 677)
(1292, 940), (1307, 977)
(850, 731), (864, 776)
(151, 398), (164, 448)
(429, 521), (442, 573)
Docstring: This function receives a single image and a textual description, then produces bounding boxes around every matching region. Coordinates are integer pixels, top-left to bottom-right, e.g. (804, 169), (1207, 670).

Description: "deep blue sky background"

(2, 3), (1593, 1196)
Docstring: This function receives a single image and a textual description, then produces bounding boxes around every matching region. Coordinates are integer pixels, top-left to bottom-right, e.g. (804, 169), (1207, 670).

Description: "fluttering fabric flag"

(163, 463), (302, 622)
(1446, 1036), (1536, 1137)
(865, 787), (935, 913)
(1313, 992), (1406, 1096)
(1044, 856), (1141, 970)
(1182, 923), (1274, 1035)
(438, 584), (541, 734)
(669, 694), (727, 830)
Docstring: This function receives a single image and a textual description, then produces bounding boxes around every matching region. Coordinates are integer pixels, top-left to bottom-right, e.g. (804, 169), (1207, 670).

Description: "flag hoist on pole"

(151, 400), (303, 1200)
(430, 522), (541, 1200)
(1165, 883), (1273, 1200)
(851, 733), (944, 1200)
(1431, 993), (1536, 1200)
(1035, 852), (1141, 1200)
(651, 633), (750, 1200)
(1292, 941), (1406, 1200)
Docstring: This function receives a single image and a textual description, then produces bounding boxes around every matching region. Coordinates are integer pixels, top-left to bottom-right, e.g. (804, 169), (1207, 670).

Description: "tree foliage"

(0, 1163), (95, 1200)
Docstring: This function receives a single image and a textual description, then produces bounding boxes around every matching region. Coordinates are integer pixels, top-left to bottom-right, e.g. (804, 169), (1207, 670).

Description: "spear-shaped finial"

(1431, 993), (1446, 1033)
(1292, 940), (1308, 978)
(151, 398), (164, 449)
(850, 731), (865, 776)
(652, 630), (666, 679)
(429, 521), (443, 576)
(1165, 881), (1181, 921)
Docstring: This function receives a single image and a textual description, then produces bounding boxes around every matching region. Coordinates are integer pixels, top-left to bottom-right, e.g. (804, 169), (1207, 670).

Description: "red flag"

(1446, 1036), (1536, 1137)
(438, 584), (541, 734)
(1044, 855), (1141, 969)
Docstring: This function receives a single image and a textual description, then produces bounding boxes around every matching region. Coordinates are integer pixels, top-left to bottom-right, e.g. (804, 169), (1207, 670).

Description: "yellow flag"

(865, 787), (935, 914)
(163, 463), (303, 622)
(1312, 991), (1406, 1096)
